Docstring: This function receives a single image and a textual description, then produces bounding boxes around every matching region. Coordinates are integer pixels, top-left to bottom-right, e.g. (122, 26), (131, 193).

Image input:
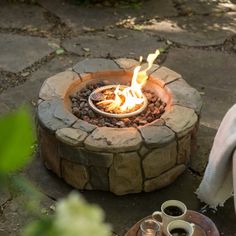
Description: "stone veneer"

(37, 58), (202, 195)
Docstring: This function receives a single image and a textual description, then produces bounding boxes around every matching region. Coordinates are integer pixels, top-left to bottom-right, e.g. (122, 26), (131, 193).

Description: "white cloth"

(196, 104), (236, 210)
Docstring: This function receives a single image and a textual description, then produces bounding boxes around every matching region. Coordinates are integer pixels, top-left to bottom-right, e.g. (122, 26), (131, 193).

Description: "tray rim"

(124, 210), (220, 236)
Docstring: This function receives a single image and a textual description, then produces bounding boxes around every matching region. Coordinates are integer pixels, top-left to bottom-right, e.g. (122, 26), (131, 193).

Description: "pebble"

(151, 97), (157, 103)
(88, 110), (95, 118)
(105, 122), (114, 127)
(145, 110), (151, 117)
(99, 118), (105, 126)
(148, 103), (154, 108)
(80, 102), (85, 108)
(80, 88), (86, 93)
(87, 84), (94, 90)
(83, 116), (90, 121)
(145, 93), (153, 100)
(116, 121), (125, 127)
(147, 116), (153, 122)
(155, 101), (161, 107)
(90, 92), (105, 101)
(72, 102), (77, 107)
(139, 120), (148, 125)
(91, 119), (98, 125)
(81, 110), (87, 115)
(85, 90), (91, 96)
(72, 107), (80, 112)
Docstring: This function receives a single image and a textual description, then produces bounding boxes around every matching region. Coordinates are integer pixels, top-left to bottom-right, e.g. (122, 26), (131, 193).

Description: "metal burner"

(88, 85), (148, 118)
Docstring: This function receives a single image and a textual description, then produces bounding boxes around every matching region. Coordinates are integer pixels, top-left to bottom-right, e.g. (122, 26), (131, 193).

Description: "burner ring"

(88, 85), (148, 118)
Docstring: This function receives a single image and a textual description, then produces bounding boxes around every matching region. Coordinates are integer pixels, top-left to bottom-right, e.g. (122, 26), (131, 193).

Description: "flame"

(97, 49), (160, 113)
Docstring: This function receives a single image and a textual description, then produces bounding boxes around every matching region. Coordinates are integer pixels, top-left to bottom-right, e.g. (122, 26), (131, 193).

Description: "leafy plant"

(0, 106), (35, 174)
(0, 107), (111, 236)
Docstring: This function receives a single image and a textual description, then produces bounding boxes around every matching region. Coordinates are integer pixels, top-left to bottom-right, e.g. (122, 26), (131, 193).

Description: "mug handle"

(191, 223), (195, 235)
(152, 211), (162, 222)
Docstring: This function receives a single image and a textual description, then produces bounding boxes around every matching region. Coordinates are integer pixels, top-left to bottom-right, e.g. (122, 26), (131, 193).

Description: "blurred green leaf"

(127, 2), (142, 9)
(56, 48), (64, 55)
(133, 25), (143, 31)
(159, 47), (167, 53)
(23, 217), (55, 236)
(0, 107), (35, 173)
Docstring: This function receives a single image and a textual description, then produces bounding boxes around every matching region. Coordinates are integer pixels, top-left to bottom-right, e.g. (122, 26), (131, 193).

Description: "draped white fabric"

(196, 104), (236, 210)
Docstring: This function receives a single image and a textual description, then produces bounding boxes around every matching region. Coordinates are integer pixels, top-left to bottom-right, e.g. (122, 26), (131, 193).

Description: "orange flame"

(97, 49), (160, 113)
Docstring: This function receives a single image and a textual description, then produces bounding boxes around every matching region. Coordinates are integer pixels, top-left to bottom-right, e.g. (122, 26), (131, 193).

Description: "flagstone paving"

(0, 0), (236, 235)
(0, 33), (54, 73)
(62, 29), (167, 59)
(0, 2), (52, 31)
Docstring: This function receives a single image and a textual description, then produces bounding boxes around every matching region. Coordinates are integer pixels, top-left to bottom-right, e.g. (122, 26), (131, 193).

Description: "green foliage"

(159, 47), (167, 53)
(24, 217), (55, 236)
(0, 108), (111, 236)
(23, 217), (57, 236)
(55, 48), (65, 55)
(23, 193), (111, 236)
(0, 107), (35, 173)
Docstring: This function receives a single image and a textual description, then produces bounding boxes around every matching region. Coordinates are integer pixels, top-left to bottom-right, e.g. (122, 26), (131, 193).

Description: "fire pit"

(37, 55), (202, 195)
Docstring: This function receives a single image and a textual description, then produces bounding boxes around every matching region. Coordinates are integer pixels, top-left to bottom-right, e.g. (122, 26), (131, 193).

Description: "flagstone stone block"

(109, 152), (142, 195)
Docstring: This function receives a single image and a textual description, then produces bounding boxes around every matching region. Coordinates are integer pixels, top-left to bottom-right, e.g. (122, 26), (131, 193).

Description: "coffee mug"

(167, 220), (195, 236)
(152, 200), (187, 235)
(140, 219), (161, 236)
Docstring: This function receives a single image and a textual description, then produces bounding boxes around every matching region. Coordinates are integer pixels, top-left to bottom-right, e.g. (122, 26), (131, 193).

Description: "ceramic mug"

(152, 200), (187, 235)
(167, 220), (195, 236)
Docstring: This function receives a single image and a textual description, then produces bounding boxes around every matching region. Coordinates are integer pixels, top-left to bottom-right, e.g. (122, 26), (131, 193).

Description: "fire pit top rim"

(38, 58), (202, 134)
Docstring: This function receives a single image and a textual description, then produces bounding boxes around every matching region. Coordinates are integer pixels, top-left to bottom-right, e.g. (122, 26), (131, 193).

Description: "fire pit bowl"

(88, 85), (148, 118)
(37, 58), (202, 195)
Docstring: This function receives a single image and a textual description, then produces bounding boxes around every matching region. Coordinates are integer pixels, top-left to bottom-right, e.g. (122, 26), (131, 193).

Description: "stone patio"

(0, 0), (236, 235)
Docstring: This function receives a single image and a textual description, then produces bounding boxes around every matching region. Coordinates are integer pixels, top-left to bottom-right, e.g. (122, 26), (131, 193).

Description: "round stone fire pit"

(37, 58), (202, 195)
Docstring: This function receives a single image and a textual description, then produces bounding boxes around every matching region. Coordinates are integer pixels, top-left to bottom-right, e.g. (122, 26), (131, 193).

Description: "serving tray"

(124, 210), (219, 236)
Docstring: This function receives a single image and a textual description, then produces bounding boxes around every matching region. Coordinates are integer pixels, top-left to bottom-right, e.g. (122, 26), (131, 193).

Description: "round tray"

(124, 210), (219, 236)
